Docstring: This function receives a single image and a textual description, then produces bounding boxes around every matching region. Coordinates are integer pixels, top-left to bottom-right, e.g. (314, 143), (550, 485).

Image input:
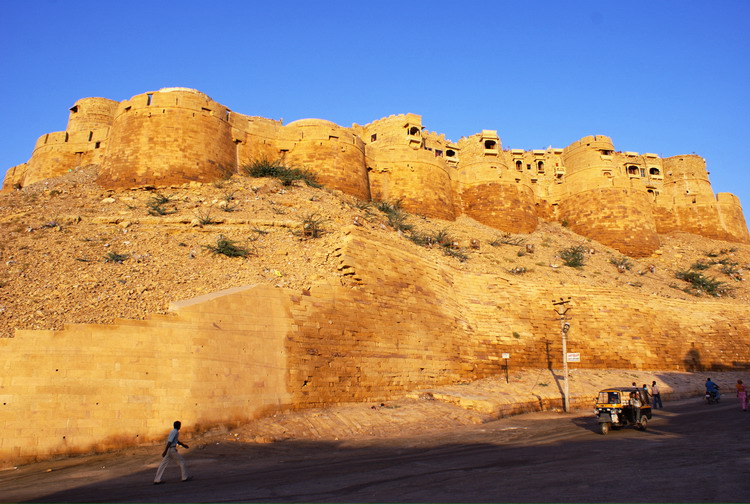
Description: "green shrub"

(301, 213), (326, 238)
(375, 200), (413, 232)
(675, 270), (730, 297)
(205, 235), (251, 258)
(104, 252), (129, 263)
(690, 261), (710, 271)
(559, 246), (587, 268)
(147, 192), (176, 216)
(610, 256), (632, 271)
(243, 158), (321, 188)
(490, 233), (525, 247)
(195, 209), (219, 225)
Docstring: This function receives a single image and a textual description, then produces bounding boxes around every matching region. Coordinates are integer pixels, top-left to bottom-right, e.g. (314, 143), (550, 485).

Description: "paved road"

(2, 397), (748, 502)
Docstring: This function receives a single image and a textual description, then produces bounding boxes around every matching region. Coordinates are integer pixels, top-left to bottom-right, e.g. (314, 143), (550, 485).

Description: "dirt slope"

(1, 165), (749, 340)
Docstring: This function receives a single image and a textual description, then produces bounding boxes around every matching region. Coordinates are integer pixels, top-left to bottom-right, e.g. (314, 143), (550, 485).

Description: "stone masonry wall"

(1, 228), (749, 467)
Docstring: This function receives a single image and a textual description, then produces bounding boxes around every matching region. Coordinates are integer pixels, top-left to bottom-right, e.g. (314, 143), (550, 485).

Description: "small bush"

(301, 213), (326, 238)
(610, 256), (633, 271)
(376, 200), (413, 232)
(104, 252), (129, 263)
(243, 158), (321, 188)
(194, 209), (219, 225)
(490, 233), (526, 247)
(559, 246), (587, 268)
(675, 270), (730, 297)
(147, 193), (176, 216)
(690, 261), (710, 271)
(205, 235), (251, 258)
(443, 247), (468, 262)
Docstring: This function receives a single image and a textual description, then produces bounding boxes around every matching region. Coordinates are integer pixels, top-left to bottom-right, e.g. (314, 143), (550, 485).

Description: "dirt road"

(2, 397), (748, 503)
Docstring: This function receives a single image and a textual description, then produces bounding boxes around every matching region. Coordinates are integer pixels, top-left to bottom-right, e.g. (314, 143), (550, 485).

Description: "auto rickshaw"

(594, 387), (652, 435)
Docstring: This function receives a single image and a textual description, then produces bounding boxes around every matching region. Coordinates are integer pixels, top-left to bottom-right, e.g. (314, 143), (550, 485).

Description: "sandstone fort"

(4, 87), (748, 256)
(1, 88), (749, 467)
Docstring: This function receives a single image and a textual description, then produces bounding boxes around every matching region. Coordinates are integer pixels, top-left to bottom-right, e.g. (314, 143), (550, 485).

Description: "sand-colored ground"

(203, 368), (746, 445)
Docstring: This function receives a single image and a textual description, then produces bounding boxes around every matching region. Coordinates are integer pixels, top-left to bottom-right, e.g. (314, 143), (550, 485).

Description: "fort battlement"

(3, 88), (748, 256)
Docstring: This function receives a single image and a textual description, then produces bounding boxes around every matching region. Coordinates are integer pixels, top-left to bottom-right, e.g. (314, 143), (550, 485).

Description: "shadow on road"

(10, 400), (747, 503)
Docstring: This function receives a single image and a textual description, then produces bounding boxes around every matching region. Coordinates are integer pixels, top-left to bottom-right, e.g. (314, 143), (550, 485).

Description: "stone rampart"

(2, 89), (748, 252)
(97, 89), (237, 188)
(2, 228), (749, 467)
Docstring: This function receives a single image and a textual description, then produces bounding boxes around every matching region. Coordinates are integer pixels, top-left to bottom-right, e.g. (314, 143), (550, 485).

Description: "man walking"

(651, 381), (663, 409)
(154, 420), (192, 484)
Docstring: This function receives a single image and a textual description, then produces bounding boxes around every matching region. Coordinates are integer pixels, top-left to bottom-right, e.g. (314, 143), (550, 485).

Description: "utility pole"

(552, 297), (572, 412)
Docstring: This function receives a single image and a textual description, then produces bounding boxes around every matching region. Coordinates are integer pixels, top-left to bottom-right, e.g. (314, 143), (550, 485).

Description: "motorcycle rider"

(705, 377), (721, 401)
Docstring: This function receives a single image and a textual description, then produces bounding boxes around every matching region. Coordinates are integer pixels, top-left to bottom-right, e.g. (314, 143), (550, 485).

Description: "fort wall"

(362, 115), (456, 220)
(454, 132), (538, 233)
(2, 88), (748, 252)
(280, 119), (370, 200)
(97, 89), (237, 188)
(2, 228), (750, 467)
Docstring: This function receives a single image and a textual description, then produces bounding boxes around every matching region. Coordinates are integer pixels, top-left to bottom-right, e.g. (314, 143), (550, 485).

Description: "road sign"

(566, 352), (581, 362)
(501, 353), (510, 359)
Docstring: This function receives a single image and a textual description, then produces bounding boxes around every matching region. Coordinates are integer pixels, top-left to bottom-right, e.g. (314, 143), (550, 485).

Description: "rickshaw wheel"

(600, 422), (611, 435)
(638, 416), (648, 431)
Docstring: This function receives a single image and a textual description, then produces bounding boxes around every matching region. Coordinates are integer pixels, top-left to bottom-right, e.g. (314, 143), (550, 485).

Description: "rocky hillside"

(1, 165), (749, 339)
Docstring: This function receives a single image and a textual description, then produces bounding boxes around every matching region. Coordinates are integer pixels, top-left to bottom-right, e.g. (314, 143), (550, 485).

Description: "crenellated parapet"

(2, 88), (748, 254)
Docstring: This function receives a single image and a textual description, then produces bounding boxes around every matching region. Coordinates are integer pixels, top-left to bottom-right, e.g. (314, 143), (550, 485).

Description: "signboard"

(501, 353), (510, 359)
(566, 352), (581, 362)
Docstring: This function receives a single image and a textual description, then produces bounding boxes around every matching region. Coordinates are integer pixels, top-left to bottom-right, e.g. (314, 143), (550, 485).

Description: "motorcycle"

(705, 389), (721, 404)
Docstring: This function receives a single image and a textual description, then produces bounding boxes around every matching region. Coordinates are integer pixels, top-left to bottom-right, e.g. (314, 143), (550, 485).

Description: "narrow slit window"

(371, 134), (377, 142)
(88, 131), (93, 141)
(147, 94), (153, 106)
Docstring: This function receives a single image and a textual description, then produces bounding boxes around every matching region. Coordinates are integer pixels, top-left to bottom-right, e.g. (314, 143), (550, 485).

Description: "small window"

(649, 167), (660, 176)
(537, 161), (544, 173)
(527, 164), (531, 171)
(88, 131), (93, 142)
(408, 126), (420, 136)
(627, 166), (639, 176)
(64, 133), (69, 142)
(370, 134), (377, 142)
(147, 94), (153, 106)
(515, 160), (523, 171)
(446, 149), (455, 157)
(640, 168), (646, 177)
(95, 142), (101, 149)
(435, 150), (443, 157)
(484, 140), (497, 150)
(329, 135), (339, 140)
(225, 110), (231, 121)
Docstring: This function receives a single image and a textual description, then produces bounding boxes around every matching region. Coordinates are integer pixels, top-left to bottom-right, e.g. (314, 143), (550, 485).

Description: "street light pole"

(552, 297), (572, 413)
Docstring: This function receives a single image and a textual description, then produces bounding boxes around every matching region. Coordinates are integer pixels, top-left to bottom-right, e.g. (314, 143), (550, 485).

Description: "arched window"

(484, 140), (497, 150)
(515, 160), (523, 171)
(649, 167), (660, 176)
(627, 165), (639, 176)
(408, 126), (420, 136)
(537, 161), (544, 173)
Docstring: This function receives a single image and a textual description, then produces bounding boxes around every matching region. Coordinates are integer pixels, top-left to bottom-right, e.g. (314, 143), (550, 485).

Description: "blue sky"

(2, 0), (749, 214)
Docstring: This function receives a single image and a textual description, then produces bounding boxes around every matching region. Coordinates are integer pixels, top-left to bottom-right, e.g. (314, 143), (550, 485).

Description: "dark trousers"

(652, 393), (663, 408)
